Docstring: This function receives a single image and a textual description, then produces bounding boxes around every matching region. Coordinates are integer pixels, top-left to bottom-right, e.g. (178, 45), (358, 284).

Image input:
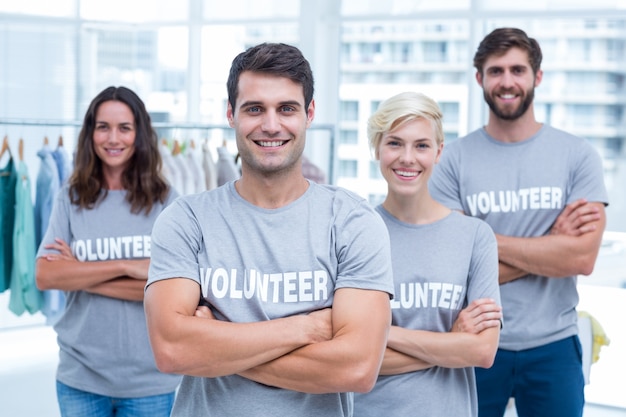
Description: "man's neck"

(484, 110), (543, 143)
(234, 169), (310, 209)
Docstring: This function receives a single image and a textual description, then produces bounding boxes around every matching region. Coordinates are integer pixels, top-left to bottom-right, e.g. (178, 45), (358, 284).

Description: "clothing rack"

(0, 118), (337, 183)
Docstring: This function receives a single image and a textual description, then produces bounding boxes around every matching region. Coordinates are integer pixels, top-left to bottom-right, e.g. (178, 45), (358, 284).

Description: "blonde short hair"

(367, 91), (444, 156)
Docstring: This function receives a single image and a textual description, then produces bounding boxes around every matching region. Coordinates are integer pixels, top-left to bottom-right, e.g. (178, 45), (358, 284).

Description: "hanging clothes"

(34, 142), (60, 249)
(171, 140), (195, 195)
(9, 157), (42, 315)
(185, 140), (206, 194)
(159, 140), (183, 195)
(216, 143), (240, 186)
(35, 141), (64, 324)
(0, 155), (17, 292)
(202, 139), (218, 191)
(302, 155), (327, 184)
(51, 136), (73, 184)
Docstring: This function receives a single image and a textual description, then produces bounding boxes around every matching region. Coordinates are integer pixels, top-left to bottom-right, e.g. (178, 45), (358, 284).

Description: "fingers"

(561, 198), (587, 218)
(194, 305), (215, 319)
(551, 199), (600, 236)
(44, 238), (74, 258)
(452, 298), (502, 334)
(464, 298), (501, 316)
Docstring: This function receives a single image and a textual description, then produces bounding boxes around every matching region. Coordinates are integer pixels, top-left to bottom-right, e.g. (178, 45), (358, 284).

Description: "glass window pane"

(204, 0), (299, 20)
(339, 129), (358, 145)
(0, 0), (75, 17)
(340, 101), (359, 121)
(0, 22), (77, 120)
(341, 0), (469, 16)
(80, 0), (188, 22)
(478, 0), (626, 11)
(369, 160), (382, 179)
(338, 160), (358, 177)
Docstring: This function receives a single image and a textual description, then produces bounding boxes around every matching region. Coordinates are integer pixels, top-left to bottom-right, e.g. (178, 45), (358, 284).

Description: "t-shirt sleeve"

(430, 145), (465, 212)
(147, 198), (203, 286)
(568, 143), (609, 206)
(333, 200), (395, 298)
(36, 188), (72, 257)
(467, 220), (501, 305)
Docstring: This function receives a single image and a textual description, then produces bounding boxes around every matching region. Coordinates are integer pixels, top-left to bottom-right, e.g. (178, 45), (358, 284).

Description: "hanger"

(43, 136), (49, 146)
(58, 135), (64, 147)
(0, 135), (11, 160)
(172, 139), (182, 156)
(18, 138), (24, 161)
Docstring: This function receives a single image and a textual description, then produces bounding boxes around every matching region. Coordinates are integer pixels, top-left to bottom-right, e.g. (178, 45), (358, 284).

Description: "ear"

(534, 69), (543, 88)
(475, 71), (483, 87)
(226, 104), (235, 128)
(434, 142), (444, 164)
(306, 99), (315, 128)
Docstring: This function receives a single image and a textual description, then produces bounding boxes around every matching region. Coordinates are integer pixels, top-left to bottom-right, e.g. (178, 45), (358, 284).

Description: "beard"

(484, 87), (534, 121)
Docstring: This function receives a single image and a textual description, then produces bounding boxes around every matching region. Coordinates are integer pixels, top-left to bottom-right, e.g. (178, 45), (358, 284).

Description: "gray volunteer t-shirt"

(147, 180), (395, 417)
(37, 185), (181, 397)
(430, 125), (608, 350)
(353, 208), (500, 417)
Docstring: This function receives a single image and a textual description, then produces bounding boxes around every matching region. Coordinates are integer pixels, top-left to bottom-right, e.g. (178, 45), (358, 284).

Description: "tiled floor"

(1, 325), (625, 417)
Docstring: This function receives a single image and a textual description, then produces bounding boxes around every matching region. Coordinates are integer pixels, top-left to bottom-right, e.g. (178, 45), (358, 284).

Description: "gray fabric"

(429, 125), (608, 350)
(216, 146), (240, 186)
(37, 185), (181, 397)
(353, 208), (499, 417)
(148, 180), (395, 417)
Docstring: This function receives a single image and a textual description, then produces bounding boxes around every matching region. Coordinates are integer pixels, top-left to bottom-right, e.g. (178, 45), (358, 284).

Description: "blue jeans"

(56, 380), (175, 417)
(475, 335), (585, 417)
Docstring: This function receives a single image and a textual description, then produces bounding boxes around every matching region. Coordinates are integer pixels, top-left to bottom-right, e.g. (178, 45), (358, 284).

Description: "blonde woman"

(353, 91), (502, 417)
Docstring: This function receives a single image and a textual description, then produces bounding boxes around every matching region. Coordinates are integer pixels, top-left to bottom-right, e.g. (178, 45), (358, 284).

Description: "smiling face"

(478, 47), (542, 121)
(377, 118), (442, 199)
(92, 100), (136, 183)
(227, 71), (315, 178)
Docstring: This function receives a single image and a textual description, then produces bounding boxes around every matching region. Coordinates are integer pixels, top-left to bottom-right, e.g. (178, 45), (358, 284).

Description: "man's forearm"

(85, 277), (146, 301)
(497, 230), (603, 278)
(499, 261), (528, 284)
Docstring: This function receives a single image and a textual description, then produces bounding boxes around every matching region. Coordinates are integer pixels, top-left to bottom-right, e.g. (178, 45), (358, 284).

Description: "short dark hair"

(473, 27), (542, 75)
(70, 86), (169, 214)
(226, 42), (314, 112)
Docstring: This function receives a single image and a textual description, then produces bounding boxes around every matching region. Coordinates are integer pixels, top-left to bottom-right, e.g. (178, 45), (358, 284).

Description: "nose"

(500, 70), (515, 88)
(106, 128), (120, 143)
(261, 110), (281, 134)
(399, 145), (414, 164)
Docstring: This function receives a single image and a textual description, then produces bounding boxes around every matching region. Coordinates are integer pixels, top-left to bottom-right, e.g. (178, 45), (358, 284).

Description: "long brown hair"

(69, 86), (169, 214)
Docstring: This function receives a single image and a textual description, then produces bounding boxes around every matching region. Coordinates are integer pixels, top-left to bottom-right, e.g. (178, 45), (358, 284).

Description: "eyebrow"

(238, 100), (303, 109)
(385, 135), (431, 142)
(95, 121), (134, 126)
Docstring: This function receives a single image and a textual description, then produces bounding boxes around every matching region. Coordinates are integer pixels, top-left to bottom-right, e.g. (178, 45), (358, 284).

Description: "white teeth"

(258, 141), (285, 147)
(500, 94), (515, 99)
(395, 170), (417, 177)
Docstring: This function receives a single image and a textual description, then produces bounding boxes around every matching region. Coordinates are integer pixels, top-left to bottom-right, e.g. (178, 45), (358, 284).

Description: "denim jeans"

(475, 335), (585, 417)
(56, 380), (175, 417)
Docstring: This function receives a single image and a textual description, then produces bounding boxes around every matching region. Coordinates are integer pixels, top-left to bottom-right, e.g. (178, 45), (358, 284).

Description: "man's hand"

(550, 198), (601, 237)
(194, 305), (333, 344)
(451, 298), (502, 334)
(303, 308), (333, 344)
